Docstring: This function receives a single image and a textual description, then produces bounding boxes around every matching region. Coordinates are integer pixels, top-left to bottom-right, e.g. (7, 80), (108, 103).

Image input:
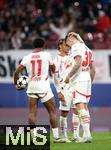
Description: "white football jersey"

(20, 49), (53, 93)
(53, 52), (75, 92)
(70, 42), (93, 82)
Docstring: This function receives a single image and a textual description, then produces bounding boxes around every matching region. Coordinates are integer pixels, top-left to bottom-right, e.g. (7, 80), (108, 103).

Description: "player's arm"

(14, 64), (25, 89)
(53, 71), (61, 92)
(47, 52), (56, 74)
(53, 72), (65, 102)
(54, 78), (65, 102)
(49, 64), (56, 74)
(65, 56), (82, 83)
(68, 32), (84, 43)
(89, 61), (96, 82)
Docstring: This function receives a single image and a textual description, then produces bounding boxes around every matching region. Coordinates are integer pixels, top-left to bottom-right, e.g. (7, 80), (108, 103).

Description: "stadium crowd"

(0, 0), (111, 50)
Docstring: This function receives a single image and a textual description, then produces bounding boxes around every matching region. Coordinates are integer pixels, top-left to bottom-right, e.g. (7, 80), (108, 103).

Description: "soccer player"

(14, 38), (61, 143)
(64, 33), (95, 143)
(67, 32), (85, 141)
(53, 39), (81, 142)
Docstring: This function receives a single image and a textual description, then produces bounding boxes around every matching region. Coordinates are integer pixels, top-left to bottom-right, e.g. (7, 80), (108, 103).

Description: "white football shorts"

(59, 89), (73, 111)
(70, 80), (91, 104)
(27, 89), (54, 103)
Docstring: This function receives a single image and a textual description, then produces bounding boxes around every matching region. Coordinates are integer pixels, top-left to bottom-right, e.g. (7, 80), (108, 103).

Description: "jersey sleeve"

(53, 56), (61, 92)
(53, 57), (59, 73)
(20, 56), (28, 67)
(71, 46), (82, 59)
(47, 52), (54, 66)
(53, 73), (61, 93)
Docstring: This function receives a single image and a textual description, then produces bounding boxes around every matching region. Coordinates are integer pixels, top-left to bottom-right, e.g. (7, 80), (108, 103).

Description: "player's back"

(71, 42), (93, 82)
(21, 50), (53, 93)
(22, 51), (52, 80)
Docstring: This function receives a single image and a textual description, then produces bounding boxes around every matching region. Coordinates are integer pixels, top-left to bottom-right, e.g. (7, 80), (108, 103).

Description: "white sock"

(79, 109), (91, 138)
(72, 113), (80, 139)
(83, 109), (91, 138)
(52, 128), (59, 139)
(60, 116), (68, 139)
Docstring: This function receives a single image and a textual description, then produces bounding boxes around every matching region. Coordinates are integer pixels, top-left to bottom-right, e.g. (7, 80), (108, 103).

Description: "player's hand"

(58, 92), (65, 102)
(15, 85), (24, 90)
(68, 32), (77, 37)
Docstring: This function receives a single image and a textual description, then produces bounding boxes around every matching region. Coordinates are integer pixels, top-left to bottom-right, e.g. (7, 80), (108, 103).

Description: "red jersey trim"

(33, 49), (42, 53)
(76, 90), (91, 98)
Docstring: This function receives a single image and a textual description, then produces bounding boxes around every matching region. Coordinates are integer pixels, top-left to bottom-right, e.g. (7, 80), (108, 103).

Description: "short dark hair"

(58, 39), (65, 50)
(65, 35), (68, 42)
(33, 38), (45, 48)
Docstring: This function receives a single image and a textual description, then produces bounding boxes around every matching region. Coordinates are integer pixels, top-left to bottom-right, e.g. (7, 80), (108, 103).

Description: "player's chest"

(58, 57), (73, 71)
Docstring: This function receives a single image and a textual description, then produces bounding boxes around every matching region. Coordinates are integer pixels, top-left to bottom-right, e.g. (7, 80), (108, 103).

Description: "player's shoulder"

(22, 53), (31, 60)
(77, 42), (86, 49)
(53, 53), (60, 63)
(78, 43), (92, 52)
(20, 53), (32, 64)
(71, 44), (80, 53)
(57, 53), (67, 61)
(34, 51), (52, 59)
(71, 42), (82, 49)
(43, 51), (51, 56)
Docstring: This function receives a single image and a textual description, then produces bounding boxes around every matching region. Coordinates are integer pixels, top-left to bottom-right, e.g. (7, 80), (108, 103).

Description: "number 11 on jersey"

(31, 59), (42, 77)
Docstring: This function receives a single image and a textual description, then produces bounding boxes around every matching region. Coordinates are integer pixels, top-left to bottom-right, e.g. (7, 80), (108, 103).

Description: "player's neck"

(33, 48), (43, 53)
(59, 51), (68, 56)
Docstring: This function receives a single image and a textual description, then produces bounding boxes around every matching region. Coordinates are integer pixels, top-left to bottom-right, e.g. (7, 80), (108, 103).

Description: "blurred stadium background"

(0, 0), (111, 133)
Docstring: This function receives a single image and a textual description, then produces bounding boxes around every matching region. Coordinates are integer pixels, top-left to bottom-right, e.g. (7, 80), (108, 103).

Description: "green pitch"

(50, 132), (111, 150)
